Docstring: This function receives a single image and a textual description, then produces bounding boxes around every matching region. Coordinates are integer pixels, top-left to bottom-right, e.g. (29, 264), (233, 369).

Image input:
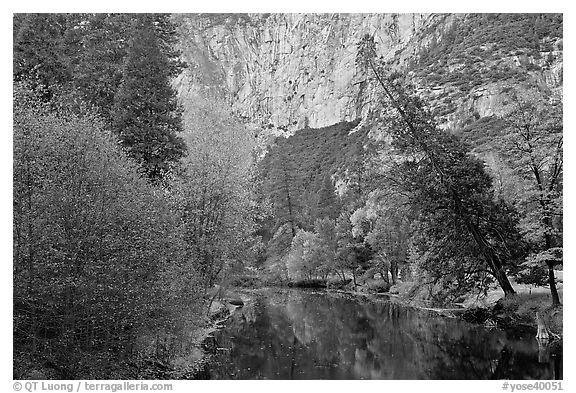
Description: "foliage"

(258, 120), (376, 276)
(111, 15), (185, 181)
(412, 14), (562, 82)
(259, 120), (368, 231)
(282, 218), (342, 281)
(334, 209), (364, 281)
(498, 93), (562, 246)
(13, 14), (72, 101)
(281, 211), (370, 284)
(13, 86), (198, 377)
(263, 223), (292, 282)
(12, 14), (258, 377)
(285, 229), (323, 281)
(313, 218), (339, 275)
(497, 92), (563, 304)
(14, 13), (187, 182)
(358, 35), (522, 297)
(172, 96), (259, 287)
(516, 248), (562, 287)
(400, 14), (562, 125)
(14, 13), (185, 120)
(351, 189), (411, 284)
(265, 148), (301, 239)
(70, 13), (133, 120)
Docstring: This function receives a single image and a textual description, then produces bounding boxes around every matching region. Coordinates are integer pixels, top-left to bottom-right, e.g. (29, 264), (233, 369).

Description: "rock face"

(173, 13), (562, 132)
(173, 13), (430, 130)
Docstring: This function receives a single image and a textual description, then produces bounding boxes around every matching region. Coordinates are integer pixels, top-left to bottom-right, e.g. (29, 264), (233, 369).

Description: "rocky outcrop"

(173, 13), (431, 130)
(173, 13), (563, 133)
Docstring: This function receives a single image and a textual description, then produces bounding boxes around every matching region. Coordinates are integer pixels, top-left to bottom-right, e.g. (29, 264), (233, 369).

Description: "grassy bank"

(388, 279), (563, 338)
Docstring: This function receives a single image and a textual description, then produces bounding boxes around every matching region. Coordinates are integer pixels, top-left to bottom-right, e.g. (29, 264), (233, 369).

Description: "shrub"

(13, 86), (194, 376)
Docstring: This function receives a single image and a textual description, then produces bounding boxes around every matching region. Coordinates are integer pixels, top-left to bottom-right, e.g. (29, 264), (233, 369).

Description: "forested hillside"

(259, 120), (366, 230)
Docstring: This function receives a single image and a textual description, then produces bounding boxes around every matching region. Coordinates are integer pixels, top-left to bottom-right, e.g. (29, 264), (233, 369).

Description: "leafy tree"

(352, 190), (411, 285)
(333, 207), (372, 286)
(283, 218), (340, 282)
(13, 85), (191, 376)
(499, 93), (563, 306)
(357, 35), (521, 297)
(313, 218), (339, 277)
(172, 96), (258, 288)
(264, 223), (293, 282)
(111, 15), (185, 181)
(285, 229), (322, 281)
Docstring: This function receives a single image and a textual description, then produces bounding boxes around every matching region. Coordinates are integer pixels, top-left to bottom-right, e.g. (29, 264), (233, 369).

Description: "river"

(202, 288), (561, 379)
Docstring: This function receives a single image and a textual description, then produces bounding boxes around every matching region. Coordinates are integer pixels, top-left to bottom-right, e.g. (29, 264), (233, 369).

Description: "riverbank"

(185, 290), (255, 379)
(328, 279), (563, 339)
(234, 276), (563, 338)
(14, 290), (251, 380)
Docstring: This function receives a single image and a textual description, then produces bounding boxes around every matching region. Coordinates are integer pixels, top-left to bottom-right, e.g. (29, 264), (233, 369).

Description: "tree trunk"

(390, 261), (398, 284)
(547, 262), (561, 307)
(466, 221), (516, 296)
(490, 261), (516, 296)
(380, 271), (389, 284)
(453, 192), (516, 296)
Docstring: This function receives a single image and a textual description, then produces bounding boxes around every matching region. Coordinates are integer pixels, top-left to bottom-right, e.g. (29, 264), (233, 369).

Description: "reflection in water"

(208, 289), (562, 380)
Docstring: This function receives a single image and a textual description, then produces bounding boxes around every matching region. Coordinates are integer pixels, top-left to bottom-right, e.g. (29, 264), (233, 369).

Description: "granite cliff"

(172, 13), (562, 134)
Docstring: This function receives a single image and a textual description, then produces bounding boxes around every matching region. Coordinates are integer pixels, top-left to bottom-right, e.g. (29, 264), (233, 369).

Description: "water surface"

(207, 288), (562, 379)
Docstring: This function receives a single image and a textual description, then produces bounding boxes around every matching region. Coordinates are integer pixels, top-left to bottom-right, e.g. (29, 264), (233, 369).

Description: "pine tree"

(13, 13), (72, 101)
(72, 13), (185, 123)
(316, 174), (339, 221)
(72, 14), (132, 120)
(111, 15), (185, 181)
(268, 147), (300, 239)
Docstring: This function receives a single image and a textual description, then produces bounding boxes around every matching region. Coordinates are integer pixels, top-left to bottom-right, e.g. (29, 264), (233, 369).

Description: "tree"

(264, 223), (293, 282)
(314, 217), (339, 278)
(316, 175), (340, 221)
(267, 147), (301, 239)
(357, 35), (520, 297)
(172, 96), (258, 288)
(72, 13), (185, 123)
(345, 140), (372, 198)
(70, 14), (132, 120)
(334, 208), (370, 287)
(499, 93), (563, 306)
(111, 15), (185, 181)
(285, 229), (322, 281)
(13, 14), (72, 101)
(13, 85), (190, 375)
(352, 190), (411, 285)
